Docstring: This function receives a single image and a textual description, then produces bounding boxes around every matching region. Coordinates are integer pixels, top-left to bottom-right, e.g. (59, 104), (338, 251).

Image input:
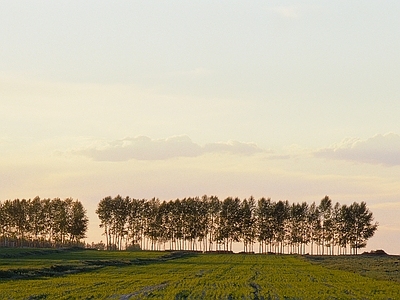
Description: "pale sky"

(1, 1), (400, 254)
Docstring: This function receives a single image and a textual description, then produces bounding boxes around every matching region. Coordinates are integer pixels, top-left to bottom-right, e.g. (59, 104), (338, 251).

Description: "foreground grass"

(0, 248), (399, 299)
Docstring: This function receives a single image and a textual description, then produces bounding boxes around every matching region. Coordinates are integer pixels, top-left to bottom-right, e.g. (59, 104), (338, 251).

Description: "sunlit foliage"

(0, 197), (88, 248)
(96, 195), (378, 254)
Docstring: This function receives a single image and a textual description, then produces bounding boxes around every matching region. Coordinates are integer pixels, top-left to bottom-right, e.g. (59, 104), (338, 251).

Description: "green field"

(0, 248), (399, 299)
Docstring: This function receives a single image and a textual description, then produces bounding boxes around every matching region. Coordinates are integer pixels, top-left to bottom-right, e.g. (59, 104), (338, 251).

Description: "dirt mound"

(361, 249), (388, 256)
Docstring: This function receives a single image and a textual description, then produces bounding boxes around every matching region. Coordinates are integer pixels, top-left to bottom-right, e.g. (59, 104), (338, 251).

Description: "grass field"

(0, 248), (399, 299)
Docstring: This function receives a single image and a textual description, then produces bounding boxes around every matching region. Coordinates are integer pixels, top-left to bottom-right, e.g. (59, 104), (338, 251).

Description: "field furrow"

(0, 249), (399, 299)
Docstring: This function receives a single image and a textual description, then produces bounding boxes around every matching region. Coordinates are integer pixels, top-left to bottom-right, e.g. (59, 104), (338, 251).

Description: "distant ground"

(0, 248), (399, 299)
(303, 253), (400, 283)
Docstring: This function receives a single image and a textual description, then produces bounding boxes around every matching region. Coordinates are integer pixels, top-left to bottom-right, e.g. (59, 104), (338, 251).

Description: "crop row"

(0, 249), (399, 299)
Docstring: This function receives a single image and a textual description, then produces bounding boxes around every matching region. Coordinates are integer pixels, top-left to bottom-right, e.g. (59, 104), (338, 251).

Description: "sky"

(1, 1), (400, 254)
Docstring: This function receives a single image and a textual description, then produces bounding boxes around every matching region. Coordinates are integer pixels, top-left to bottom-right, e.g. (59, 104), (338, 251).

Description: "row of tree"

(96, 195), (378, 255)
(0, 197), (88, 248)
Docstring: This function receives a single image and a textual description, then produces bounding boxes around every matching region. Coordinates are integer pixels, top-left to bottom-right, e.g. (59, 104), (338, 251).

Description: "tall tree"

(256, 197), (275, 253)
(308, 202), (320, 255)
(127, 198), (145, 248)
(240, 197), (256, 252)
(347, 202), (378, 254)
(96, 196), (113, 250)
(69, 200), (89, 243)
(93, 195), (378, 254)
(50, 198), (70, 245)
(205, 195), (220, 251)
(217, 197), (241, 251)
(273, 200), (289, 254)
(318, 196), (333, 255)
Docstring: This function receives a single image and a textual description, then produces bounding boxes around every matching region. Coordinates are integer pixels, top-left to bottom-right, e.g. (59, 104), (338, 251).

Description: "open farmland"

(0, 248), (399, 299)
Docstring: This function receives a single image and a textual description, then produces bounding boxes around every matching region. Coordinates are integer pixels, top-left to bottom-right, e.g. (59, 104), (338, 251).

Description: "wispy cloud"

(315, 133), (400, 166)
(268, 5), (301, 19)
(370, 201), (400, 210)
(170, 68), (212, 77)
(74, 135), (266, 162)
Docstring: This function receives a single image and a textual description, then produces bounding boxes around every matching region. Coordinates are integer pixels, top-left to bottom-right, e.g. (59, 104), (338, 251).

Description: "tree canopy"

(96, 195), (378, 255)
(0, 197), (88, 248)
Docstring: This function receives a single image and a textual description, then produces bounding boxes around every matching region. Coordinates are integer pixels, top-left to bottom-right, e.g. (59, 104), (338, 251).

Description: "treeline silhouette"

(0, 197), (88, 248)
(96, 195), (378, 255)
